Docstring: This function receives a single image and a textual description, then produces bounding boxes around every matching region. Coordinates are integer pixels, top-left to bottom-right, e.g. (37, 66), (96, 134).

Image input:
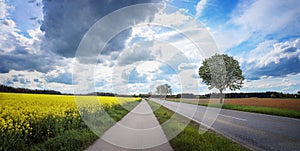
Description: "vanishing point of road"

(151, 99), (300, 151)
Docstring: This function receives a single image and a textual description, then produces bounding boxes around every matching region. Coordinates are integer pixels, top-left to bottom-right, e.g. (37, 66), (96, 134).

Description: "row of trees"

(0, 85), (62, 95)
(146, 91), (299, 99)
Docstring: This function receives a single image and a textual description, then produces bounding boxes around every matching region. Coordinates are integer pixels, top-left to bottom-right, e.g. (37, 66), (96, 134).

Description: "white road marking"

(219, 114), (247, 121)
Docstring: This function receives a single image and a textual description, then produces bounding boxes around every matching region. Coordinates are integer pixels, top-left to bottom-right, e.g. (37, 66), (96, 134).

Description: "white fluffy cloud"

(0, 66), (76, 93)
(0, 0), (44, 54)
(152, 8), (193, 26)
(0, 19), (19, 52)
(242, 73), (300, 93)
(195, 0), (207, 18)
(0, 1), (76, 92)
(247, 38), (300, 68)
(83, 7), (214, 94)
(117, 42), (154, 66)
(0, 0), (10, 19)
(0, 1), (64, 74)
(3, 0), (298, 94)
(212, 0), (300, 51)
(231, 0), (300, 36)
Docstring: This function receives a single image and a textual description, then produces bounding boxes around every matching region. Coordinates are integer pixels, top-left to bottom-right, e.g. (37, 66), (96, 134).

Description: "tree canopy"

(198, 54), (244, 103)
(156, 84), (172, 97)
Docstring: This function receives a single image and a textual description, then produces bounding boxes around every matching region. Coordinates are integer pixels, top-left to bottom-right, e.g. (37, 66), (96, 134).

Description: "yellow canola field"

(0, 92), (140, 149)
(0, 92), (139, 116)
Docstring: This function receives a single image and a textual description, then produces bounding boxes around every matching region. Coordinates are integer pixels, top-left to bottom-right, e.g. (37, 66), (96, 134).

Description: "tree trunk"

(219, 90), (223, 104)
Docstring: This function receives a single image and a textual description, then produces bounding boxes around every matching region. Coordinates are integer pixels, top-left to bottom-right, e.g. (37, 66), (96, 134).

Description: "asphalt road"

(151, 99), (300, 151)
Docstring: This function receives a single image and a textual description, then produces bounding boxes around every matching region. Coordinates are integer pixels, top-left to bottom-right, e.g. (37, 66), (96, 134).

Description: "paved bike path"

(86, 99), (173, 151)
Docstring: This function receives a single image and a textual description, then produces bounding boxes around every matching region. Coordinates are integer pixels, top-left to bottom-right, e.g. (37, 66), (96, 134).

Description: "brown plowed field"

(176, 98), (300, 111)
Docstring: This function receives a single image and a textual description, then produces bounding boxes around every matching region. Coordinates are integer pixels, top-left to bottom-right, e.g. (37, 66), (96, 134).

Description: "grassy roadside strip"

(167, 99), (300, 119)
(30, 100), (141, 151)
(147, 99), (248, 151)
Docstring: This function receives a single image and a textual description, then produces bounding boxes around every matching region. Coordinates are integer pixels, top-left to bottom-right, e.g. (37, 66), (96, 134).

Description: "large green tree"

(198, 54), (244, 103)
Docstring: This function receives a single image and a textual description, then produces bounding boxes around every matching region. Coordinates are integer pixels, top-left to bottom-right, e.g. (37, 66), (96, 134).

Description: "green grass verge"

(211, 104), (300, 119)
(147, 99), (248, 151)
(30, 129), (98, 151)
(30, 100), (140, 151)
(167, 99), (300, 119)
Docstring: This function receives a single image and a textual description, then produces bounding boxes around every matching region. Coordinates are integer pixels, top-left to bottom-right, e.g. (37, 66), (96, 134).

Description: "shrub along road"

(151, 98), (300, 151)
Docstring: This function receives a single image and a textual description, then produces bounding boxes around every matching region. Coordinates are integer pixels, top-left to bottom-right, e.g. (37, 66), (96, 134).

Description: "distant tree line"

(1, 84), (299, 99)
(80, 92), (136, 97)
(223, 92), (298, 98)
(138, 91), (300, 99)
(182, 91), (299, 99)
(197, 92), (298, 99)
(0, 85), (62, 95)
(0, 85), (139, 97)
(86, 92), (115, 96)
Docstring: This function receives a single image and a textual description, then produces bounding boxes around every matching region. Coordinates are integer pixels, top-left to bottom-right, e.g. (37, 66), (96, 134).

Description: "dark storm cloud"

(41, 0), (162, 58)
(117, 48), (154, 66)
(245, 56), (300, 80)
(0, 48), (62, 73)
(101, 28), (132, 55)
(46, 72), (72, 85)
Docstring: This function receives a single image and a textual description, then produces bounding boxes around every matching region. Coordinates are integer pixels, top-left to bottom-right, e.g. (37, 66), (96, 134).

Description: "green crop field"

(0, 93), (140, 150)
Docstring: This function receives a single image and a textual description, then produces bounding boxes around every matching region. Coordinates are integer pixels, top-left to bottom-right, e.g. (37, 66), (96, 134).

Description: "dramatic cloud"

(0, 19), (19, 52)
(231, 0), (300, 37)
(242, 73), (300, 93)
(101, 29), (133, 56)
(46, 72), (72, 85)
(1, 0), (299, 94)
(0, 1), (62, 74)
(0, 49), (59, 73)
(117, 42), (154, 66)
(212, 0), (300, 51)
(0, 11), (60, 73)
(41, 0), (162, 58)
(0, 70), (43, 89)
(243, 39), (300, 79)
(247, 39), (300, 68)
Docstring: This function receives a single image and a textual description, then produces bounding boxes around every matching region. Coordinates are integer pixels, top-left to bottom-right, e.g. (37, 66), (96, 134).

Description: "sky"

(0, 0), (299, 94)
